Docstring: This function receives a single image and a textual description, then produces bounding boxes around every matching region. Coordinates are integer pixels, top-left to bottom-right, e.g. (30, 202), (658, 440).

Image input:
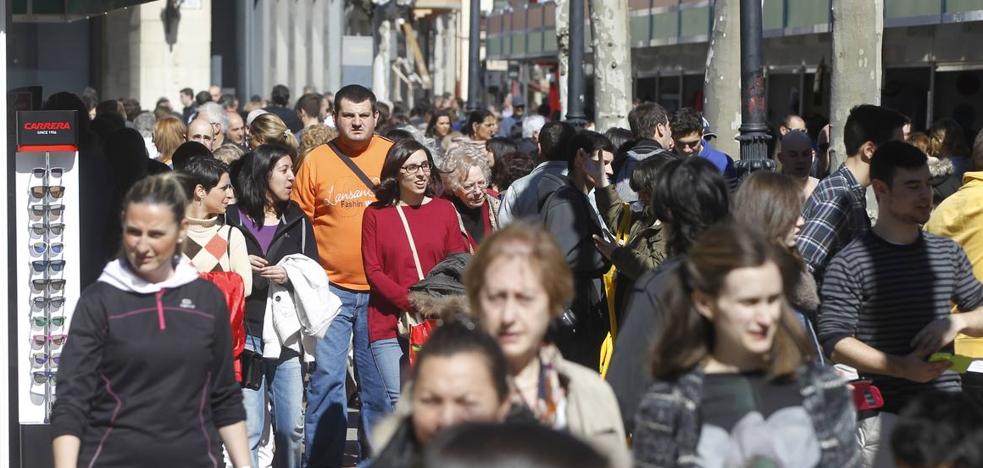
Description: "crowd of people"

(41, 81), (983, 468)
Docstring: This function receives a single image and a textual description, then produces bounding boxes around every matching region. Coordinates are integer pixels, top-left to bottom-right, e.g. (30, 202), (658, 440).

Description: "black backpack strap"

(328, 141), (376, 191)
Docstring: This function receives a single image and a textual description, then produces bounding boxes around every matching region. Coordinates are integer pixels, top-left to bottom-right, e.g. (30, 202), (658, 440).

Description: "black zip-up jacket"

(225, 201), (319, 335)
(51, 275), (245, 467)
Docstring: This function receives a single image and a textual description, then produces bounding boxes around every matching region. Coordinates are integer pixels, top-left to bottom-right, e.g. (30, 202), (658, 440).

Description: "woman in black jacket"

(52, 173), (250, 468)
(226, 143), (318, 468)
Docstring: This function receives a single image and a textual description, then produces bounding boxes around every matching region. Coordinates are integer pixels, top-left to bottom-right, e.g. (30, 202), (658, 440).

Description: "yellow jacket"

(925, 171), (983, 357)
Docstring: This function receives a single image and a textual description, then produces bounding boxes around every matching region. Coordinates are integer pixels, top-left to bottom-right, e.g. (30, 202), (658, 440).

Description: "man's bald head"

(187, 119), (216, 149)
(227, 112), (246, 146)
(779, 130), (814, 178)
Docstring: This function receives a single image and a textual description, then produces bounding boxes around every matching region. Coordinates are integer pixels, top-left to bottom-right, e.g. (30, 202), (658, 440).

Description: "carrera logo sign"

(23, 121), (71, 131)
(17, 110), (78, 152)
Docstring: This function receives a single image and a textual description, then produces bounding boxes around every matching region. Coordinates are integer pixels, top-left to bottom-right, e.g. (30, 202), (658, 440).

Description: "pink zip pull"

(156, 289), (167, 330)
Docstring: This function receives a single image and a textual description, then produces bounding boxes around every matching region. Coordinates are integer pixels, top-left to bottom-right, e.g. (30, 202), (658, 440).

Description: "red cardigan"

(361, 198), (468, 343)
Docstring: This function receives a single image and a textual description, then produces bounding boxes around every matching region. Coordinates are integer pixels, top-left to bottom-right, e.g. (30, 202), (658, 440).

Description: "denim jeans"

(242, 335), (305, 468)
(369, 338), (403, 407)
(304, 285), (389, 467)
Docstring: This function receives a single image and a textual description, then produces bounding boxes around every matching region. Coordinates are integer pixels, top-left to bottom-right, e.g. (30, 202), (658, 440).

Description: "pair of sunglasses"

(31, 260), (66, 274)
(29, 204), (65, 220)
(32, 278), (66, 292)
(32, 167), (64, 179)
(31, 334), (67, 348)
(30, 185), (65, 199)
(31, 242), (64, 255)
(31, 316), (66, 328)
(31, 352), (61, 367)
(30, 223), (65, 236)
(32, 370), (57, 384)
(32, 296), (66, 309)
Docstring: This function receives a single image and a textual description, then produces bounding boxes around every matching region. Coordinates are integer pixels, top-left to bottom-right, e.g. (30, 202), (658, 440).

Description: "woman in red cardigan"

(361, 138), (469, 411)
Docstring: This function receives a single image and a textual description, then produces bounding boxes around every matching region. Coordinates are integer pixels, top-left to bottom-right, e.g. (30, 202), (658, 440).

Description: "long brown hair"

(650, 223), (811, 381)
(732, 171), (803, 243)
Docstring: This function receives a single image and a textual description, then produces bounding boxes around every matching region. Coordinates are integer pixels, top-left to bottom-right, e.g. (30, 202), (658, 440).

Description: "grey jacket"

(633, 363), (861, 468)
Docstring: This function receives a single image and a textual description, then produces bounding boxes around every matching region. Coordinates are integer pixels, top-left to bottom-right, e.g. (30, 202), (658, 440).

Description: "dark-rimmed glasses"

(30, 204), (65, 220)
(30, 223), (65, 236)
(32, 278), (66, 292)
(32, 370), (57, 384)
(31, 260), (66, 274)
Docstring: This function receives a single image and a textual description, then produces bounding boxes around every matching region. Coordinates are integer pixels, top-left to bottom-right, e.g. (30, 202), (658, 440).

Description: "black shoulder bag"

(329, 141), (377, 190)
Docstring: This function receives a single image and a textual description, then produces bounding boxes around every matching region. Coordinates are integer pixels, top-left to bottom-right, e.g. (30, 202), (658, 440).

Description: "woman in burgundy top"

(361, 138), (469, 409)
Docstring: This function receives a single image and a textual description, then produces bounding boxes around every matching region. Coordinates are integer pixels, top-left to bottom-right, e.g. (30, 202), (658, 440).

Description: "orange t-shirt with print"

(291, 135), (393, 291)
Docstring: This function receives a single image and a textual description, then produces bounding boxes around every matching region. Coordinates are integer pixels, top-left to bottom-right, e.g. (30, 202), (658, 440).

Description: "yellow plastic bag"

(598, 204), (632, 376)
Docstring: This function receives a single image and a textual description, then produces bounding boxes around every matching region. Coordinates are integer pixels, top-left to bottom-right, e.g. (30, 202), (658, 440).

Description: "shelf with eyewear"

(15, 147), (80, 425)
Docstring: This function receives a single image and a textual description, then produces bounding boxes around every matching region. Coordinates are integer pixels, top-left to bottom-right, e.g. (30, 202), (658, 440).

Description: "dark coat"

(540, 179), (612, 369)
(225, 201), (319, 334)
(605, 257), (682, 434)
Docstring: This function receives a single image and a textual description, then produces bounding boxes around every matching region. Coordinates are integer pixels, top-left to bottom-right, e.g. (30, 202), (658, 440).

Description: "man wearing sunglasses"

(670, 107), (738, 191)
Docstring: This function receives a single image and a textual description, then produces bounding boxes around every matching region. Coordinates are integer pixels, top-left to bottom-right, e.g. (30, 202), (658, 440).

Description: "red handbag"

(199, 271), (247, 382)
(409, 319), (438, 366)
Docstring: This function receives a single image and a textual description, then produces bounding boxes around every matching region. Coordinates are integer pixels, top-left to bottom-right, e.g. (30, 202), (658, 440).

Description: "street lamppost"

(735, 0), (774, 175)
(466, 0), (482, 112)
(565, 0), (587, 126)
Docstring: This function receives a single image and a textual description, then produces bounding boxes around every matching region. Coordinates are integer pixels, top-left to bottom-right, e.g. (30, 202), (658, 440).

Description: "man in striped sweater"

(818, 141), (983, 467)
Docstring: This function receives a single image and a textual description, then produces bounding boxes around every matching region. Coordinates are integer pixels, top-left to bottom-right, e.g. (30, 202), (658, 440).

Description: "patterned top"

(181, 216), (253, 297)
(796, 165), (870, 280)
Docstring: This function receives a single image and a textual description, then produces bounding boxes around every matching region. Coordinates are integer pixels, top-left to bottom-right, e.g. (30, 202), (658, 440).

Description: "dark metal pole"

(466, 0), (482, 112)
(565, 0), (587, 126)
(735, 0), (774, 175)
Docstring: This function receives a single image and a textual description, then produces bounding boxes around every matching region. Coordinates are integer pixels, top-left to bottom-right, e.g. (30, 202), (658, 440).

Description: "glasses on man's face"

(32, 296), (66, 309)
(32, 370), (57, 384)
(31, 260), (66, 274)
(31, 241), (65, 255)
(30, 223), (65, 236)
(31, 352), (61, 367)
(31, 334), (67, 348)
(400, 163), (432, 175)
(32, 316), (66, 328)
(30, 203), (65, 220)
(32, 278), (66, 292)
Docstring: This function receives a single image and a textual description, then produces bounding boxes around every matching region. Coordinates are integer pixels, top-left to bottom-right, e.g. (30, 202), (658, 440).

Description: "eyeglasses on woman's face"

(400, 163), (432, 175)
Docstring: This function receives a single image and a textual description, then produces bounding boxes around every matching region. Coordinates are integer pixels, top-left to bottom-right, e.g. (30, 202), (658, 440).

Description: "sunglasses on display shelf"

(31, 334), (68, 348)
(31, 241), (65, 256)
(32, 167), (65, 179)
(29, 185), (65, 199)
(30, 223), (65, 236)
(31, 316), (66, 328)
(32, 278), (66, 292)
(31, 353), (61, 367)
(32, 370), (58, 384)
(29, 203), (65, 220)
(32, 296), (66, 309)
(31, 260), (66, 274)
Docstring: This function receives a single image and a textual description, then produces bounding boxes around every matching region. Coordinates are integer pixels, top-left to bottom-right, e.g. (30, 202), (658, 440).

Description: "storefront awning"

(12, 0), (157, 22)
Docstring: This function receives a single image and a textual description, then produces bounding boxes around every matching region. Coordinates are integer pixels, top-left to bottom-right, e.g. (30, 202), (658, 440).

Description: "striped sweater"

(818, 230), (983, 412)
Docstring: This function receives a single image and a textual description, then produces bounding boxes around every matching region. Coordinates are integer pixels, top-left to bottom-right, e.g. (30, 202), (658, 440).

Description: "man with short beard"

(819, 141), (983, 466)
(291, 85), (394, 467)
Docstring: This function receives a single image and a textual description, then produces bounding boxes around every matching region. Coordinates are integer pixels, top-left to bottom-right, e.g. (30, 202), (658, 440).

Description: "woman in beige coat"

(462, 222), (630, 468)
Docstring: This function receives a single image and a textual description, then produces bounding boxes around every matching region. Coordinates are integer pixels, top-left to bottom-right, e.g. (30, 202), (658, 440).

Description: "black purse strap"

(328, 141), (376, 191)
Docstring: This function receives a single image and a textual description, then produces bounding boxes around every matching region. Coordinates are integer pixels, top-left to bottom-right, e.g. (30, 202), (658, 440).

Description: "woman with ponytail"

(52, 173), (250, 468)
(248, 112), (299, 153)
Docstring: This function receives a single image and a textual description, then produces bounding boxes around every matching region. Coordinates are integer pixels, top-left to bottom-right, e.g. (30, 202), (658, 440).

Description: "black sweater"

(51, 278), (245, 467)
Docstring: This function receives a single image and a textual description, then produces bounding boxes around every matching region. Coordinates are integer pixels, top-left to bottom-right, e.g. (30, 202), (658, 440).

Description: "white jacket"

(262, 254), (342, 362)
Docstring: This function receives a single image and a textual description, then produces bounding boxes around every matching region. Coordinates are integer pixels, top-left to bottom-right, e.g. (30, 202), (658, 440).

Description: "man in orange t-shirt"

(292, 84), (393, 466)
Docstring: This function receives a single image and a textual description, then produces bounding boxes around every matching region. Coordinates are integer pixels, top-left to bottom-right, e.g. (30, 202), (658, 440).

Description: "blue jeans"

(304, 286), (389, 467)
(369, 338), (403, 407)
(242, 335), (305, 468)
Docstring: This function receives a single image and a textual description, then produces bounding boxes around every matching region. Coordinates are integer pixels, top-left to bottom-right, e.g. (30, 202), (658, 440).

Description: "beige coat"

(372, 356), (631, 468)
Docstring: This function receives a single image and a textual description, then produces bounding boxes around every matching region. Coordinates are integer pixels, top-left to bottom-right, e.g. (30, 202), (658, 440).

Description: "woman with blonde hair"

(295, 124), (337, 171)
(249, 113), (299, 152)
(152, 115), (187, 166)
(463, 222), (629, 468)
(439, 143), (499, 251)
